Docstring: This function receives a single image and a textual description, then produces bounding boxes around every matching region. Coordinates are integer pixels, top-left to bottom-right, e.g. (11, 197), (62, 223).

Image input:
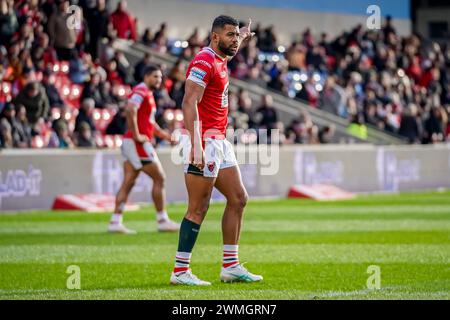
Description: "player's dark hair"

(211, 15), (239, 32)
(142, 64), (161, 77)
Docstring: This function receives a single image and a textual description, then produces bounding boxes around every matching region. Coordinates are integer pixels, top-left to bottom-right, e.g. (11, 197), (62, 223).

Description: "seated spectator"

(319, 76), (346, 117)
(228, 90), (250, 130)
(0, 103), (31, 148)
(12, 81), (49, 125)
(246, 65), (267, 88)
(75, 98), (96, 134)
(113, 50), (132, 84)
(69, 51), (90, 84)
(255, 94), (278, 130)
(42, 70), (64, 108)
(134, 52), (153, 83)
(75, 121), (95, 148)
(0, 116), (12, 148)
(31, 33), (58, 70)
(268, 71), (288, 94)
(15, 104), (32, 145)
(105, 59), (123, 85)
(81, 73), (106, 108)
(286, 42), (306, 71)
(105, 105), (127, 135)
(285, 111), (314, 144)
(318, 125), (335, 144)
(48, 119), (74, 148)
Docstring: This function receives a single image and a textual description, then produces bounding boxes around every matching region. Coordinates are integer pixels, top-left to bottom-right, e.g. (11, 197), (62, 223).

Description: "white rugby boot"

(157, 219), (180, 232)
(170, 269), (211, 286)
(220, 263), (263, 283)
(108, 222), (137, 235)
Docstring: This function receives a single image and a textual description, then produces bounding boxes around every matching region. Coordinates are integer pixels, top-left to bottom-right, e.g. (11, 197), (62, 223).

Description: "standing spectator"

(0, 0), (19, 46)
(47, 0), (77, 61)
(423, 106), (446, 144)
(109, 1), (137, 41)
(258, 25), (277, 52)
(151, 23), (168, 53)
(187, 28), (203, 47)
(153, 23), (168, 46)
(141, 28), (153, 46)
(398, 104), (421, 144)
(12, 81), (49, 125)
(86, 0), (109, 59)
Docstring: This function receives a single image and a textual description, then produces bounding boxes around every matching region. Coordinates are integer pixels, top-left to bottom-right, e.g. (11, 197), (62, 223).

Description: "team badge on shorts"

(207, 161), (216, 172)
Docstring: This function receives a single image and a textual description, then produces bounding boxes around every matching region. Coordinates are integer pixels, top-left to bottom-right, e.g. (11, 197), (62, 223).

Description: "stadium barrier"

(1, 144), (450, 211)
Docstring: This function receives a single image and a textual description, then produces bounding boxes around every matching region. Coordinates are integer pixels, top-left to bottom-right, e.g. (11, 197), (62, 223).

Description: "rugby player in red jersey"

(170, 16), (262, 285)
(108, 65), (180, 234)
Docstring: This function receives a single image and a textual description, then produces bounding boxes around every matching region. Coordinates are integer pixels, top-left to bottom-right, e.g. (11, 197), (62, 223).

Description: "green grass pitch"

(0, 191), (449, 300)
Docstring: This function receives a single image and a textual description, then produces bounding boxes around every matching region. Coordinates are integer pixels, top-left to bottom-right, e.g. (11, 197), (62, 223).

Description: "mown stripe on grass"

(1, 219), (449, 234)
(0, 244), (448, 264)
(0, 230), (448, 245)
(0, 288), (448, 300)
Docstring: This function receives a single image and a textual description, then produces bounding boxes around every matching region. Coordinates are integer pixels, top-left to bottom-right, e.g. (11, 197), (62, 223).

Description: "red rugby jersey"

(186, 47), (229, 139)
(123, 82), (156, 140)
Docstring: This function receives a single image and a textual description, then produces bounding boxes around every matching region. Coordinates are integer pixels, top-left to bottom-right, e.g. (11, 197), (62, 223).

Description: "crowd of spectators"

(0, 0), (139, 149)
(1, 0), (449, 149)
(153, 16), (450, 144)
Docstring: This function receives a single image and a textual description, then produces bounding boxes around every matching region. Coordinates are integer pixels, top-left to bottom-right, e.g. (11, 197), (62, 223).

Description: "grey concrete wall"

(1, 144), (450, 211)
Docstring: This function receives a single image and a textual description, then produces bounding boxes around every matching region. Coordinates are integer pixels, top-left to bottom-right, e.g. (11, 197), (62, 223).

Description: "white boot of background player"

(157, 211), (180, 232)
(108, 213), (137, 235)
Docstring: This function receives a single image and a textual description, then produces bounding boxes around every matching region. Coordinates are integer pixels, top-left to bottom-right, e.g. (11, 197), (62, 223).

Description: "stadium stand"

(0, 0), (449, 149)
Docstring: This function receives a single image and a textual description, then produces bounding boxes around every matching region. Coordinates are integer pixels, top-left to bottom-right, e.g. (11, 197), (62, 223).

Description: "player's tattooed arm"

(182, 79), (206, 169)
(125, 100), (148, 144)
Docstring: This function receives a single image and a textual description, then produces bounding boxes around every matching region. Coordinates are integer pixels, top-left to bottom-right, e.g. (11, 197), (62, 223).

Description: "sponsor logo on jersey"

(189, 67), (207, 81)
(193, 60), (212, 69)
